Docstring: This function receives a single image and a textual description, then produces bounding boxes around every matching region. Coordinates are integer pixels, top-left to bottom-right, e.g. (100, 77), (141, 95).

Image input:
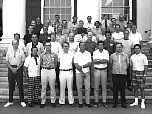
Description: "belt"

(60, 68), (73, 71)
(11, 65), (17, 68)
(42, 67), (55, 70)
(95, 67), (107, 70)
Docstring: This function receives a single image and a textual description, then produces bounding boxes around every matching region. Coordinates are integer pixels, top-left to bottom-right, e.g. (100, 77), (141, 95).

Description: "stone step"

(0, 59), (6, 64)
(0, 64), (7, 68)
(0, 68), (8, 72)
(0, 72), (7, 77)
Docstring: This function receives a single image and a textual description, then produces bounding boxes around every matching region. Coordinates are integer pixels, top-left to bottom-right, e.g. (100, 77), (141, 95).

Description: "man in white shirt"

(57, 42), (75, 107)
(25, 33), (44, 57)
(74, 42), (92, 108)
(129, 25), (142, 46)
(4, 40), (26, 108)
(112, 24), (124, 43)
(50, 32), (62, 90)
(120, 29), (134, 90)
(24, 46), (41, 107)
(93, 41), (109, 108)
(84, 16), (94, 29)
(130, 44), (148, 109)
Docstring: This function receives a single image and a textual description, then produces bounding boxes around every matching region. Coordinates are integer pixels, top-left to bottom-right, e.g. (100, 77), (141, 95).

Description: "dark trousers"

(126, 66), (131, 87)
(112, 74), (126, 105)
(28, 76), (40, 103)
(72, 63), (77, 91)
(55, 63), (60, 89)
(8, 66), (24, 102)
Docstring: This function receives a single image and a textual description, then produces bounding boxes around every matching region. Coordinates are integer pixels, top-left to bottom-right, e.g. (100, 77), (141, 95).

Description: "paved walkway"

(0, 103), (152, 114)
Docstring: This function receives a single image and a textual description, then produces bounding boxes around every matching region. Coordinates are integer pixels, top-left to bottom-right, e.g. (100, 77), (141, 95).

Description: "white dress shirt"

(74, 51), (91, 73)
(93, 49), (109, 68)
(58, 52), (74, 69)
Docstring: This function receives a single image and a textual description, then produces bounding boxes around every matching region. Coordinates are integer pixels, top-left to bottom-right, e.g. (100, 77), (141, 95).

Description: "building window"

(101, 0), (130, 20)
(43, 0), (72, 23)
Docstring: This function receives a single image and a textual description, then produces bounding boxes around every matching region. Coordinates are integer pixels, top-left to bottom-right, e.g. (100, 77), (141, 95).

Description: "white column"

(149, 0), (152, 39)
(2, 0), (26, 42)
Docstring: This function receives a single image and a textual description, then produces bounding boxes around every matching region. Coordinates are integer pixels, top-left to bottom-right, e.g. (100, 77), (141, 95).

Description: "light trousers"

(76, 72), (90, 104)
(94, 69), (107, 102)
(59, 70), (74, 104)
(41, 69), (56, 104)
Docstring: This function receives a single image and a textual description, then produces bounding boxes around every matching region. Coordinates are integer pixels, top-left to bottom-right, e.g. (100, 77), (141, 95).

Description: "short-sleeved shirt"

(50, 41), (62, 55)
(24, 56), (40, 77)
(74, 34), (83, 42)
(41, 52), (57, 68)
(58, 52), (74, 69)
(110, 52), (129, 75)
(130, 53), (148, 71)
(6, 48), (25, 66)
(69, 42), (79, 53)
(93, 49), (109, 68)
(74, 51), (91, 73)
(112, 32), (124, 43)
(120, 39), (133, 57)
(129, 32), (142, 46)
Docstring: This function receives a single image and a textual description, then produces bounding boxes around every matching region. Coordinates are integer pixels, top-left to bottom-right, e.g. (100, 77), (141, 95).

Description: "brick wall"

(26, 0), (41, 33)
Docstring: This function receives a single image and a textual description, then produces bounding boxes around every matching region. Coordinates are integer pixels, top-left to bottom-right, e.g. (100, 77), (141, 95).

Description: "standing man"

(110, 42), (129, 108)
(120, 29), (134, 90)
(130, 44), (148, 109)
(40, 42), (57, 108)
(57, 42), (75, 107)
(4, 40), (26, 107)
(24, 47), (41, 107)
(104, 31), (116, 90)
(25, 33), (44, 57)
(85, 32), (97, 89)
(93, 41), (109, 108)
(74, 42), (92, 108)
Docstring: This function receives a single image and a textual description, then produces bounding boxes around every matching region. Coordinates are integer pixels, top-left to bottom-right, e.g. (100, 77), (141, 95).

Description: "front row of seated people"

(4, 30), (148, 109)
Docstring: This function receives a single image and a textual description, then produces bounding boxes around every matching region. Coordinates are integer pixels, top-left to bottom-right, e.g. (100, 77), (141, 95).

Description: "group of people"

(4, 13), (148, 109)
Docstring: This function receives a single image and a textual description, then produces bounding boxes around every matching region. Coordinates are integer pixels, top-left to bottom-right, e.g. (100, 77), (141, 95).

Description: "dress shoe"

(102, 102), (108, 108)
(113, 104), (117, 108)
(85, 104), (92, 108)
(34, 101), (40, 105)
(28, 103), (34, 107)
(126, 86), (133, 91)
(40, 104), (45, 108)
(121, 104), (127, 109)
(51, 103), (56, 108)
(79, 104), (83, 108)
(56, 103), (64, 107)
(70, 103), (75, 107)
(93, 102), (98, 107)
